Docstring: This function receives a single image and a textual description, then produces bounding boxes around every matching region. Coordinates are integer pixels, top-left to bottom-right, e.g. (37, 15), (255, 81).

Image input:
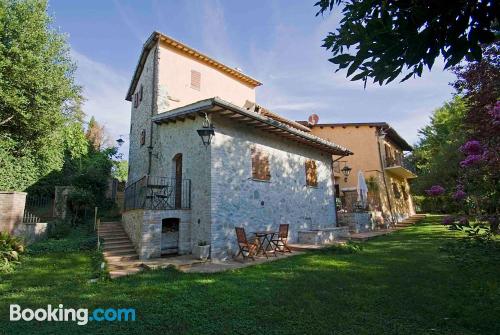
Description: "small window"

(392, 183), (401, 199)
(191, 70), (201, 90)
(305, 160), (318, 187)
(401, 184), (408, 200)
(139, 85), (143, 101)
(251, 147), (270, 181)
(140, 129), (146, 146)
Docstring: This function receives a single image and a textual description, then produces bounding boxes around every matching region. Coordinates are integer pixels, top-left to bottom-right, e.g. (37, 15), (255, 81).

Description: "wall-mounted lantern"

(196, 113), (215, 148)
(341, 164), (352, 182)
(116, 138), (125, 147)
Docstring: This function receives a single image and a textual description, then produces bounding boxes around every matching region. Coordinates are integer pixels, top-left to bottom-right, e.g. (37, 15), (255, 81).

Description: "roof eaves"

(153, 98), (353, 156)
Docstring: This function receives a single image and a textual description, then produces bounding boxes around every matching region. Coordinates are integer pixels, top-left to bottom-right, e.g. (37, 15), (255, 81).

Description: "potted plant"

(193, 241), (210, 261)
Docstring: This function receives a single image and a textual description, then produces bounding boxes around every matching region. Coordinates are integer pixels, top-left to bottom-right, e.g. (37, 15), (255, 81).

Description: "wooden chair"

(235, 227), (258, 260)
(271, 224), (291, 253)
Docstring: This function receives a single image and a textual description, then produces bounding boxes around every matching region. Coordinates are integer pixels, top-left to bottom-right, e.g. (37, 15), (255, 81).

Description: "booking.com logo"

(10, 304), (136, 326)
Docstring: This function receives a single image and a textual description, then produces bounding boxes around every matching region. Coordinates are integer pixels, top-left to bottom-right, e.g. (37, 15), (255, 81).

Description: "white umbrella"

(357, 170), (368, 208)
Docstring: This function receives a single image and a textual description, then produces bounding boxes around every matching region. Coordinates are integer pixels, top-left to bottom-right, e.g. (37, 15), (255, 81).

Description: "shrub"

(29, 224), (97, 254)
(47, 219), (72, 239)
(0, 232), (26, 273)
(319, 241), (362, 255)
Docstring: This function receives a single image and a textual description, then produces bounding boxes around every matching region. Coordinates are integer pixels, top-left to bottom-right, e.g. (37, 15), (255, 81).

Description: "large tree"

(315, 0), (499, 85)
(410, 97), (467, 197)
(0, 0), (83, 191)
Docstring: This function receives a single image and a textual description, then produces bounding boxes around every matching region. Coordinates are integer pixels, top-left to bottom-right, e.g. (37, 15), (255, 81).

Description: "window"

(251, 147), (270, 181)
(139, 84), (143, 101)
(401, 184), (409, 200)
(392, 183), (401, 199)
(191, 70), (201, 90)
(305, 160), (318, 187)
(136, 92), (141, 108)
(140, 129), (146, 146)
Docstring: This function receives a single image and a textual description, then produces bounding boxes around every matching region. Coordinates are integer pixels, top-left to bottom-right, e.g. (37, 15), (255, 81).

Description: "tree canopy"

(315, 0), (499, 85)
(0, 0), (84, 191)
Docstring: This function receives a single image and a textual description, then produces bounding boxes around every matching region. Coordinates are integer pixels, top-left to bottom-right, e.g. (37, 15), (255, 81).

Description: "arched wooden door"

(173, 153), (182, 209)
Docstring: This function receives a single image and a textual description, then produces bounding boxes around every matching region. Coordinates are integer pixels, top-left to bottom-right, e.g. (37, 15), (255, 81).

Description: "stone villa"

(122, 32), (352, 260)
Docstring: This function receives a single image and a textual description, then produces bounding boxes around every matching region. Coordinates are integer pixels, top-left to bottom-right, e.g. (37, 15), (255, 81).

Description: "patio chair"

(271, 224), (291, 253)
(235, 227), (258, 260)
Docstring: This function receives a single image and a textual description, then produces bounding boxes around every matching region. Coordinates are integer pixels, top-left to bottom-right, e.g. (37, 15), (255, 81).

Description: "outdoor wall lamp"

(341, 164), (352, 182)
(116, 138), (125, 147)
(196, 113), (215, 148)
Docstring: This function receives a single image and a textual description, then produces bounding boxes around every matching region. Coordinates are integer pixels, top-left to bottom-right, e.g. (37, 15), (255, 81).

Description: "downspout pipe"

(376, 127), (396, 225)
(332, 155), (347, 225)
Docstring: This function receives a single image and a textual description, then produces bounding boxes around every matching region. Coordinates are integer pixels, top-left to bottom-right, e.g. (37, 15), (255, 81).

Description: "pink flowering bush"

(452, 185), (467, 201)
(442, 216), (455, 225)
(425, 185), (445, 196)
(489, 101), (500, 127)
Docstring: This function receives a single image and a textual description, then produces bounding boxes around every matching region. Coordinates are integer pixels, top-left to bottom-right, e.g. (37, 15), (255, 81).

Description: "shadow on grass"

(0, 219), (498, 335)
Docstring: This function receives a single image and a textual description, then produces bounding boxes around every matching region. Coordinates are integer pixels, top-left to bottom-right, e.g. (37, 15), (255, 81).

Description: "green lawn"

(0, 216), (499, 334)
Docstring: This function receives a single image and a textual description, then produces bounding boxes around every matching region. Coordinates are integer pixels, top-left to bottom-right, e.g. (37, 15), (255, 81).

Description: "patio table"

(251, 230), (277, 258)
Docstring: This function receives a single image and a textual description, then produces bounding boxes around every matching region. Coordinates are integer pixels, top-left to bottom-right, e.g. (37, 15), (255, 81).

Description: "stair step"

(104, 247), (136, 255)
(106, 254), (139, 262)
(107, 262), (142, 270)
(103, 244), (135, 251)
(103, 238), (133, 245)
(99, 228), (126, 232)
(99, 233), (128, 238)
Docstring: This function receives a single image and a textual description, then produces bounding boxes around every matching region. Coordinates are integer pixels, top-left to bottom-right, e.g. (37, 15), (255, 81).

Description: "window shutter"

(251, 147), (270, 181)
(191, 70), (201, 90)
(305, 160), (318, 187)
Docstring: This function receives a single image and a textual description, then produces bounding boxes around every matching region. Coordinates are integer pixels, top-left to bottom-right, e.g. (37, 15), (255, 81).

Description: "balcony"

(384, 157), (417, 179)
(124, 176), (191, 211)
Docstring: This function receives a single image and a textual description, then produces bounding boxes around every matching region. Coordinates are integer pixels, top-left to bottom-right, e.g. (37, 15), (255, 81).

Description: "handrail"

(124, 175), (192, 210)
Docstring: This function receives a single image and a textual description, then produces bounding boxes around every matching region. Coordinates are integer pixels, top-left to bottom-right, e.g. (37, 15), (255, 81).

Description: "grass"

(0, 216), (498, 334)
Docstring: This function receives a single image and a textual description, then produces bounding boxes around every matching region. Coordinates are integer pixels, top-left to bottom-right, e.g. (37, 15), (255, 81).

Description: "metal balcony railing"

(385, 157), (416, 174)
(124, 176), (191, 211)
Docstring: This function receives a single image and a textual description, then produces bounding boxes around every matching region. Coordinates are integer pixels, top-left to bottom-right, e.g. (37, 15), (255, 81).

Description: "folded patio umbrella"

(357, 170), (368, 208)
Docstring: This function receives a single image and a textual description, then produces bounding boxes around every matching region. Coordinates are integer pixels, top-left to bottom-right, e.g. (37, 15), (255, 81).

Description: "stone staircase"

(98, 221), (143, 279)
(396, 214), (427, 228)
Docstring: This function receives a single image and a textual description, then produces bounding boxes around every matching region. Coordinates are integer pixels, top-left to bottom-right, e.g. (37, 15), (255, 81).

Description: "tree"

(315, 0), (499, 85)
(0, 0), (82, 190)
(112, 160), (128, 183)
(451, 43), (499, 230)
(410, 97), (467, 200)
(85, 116), (108, 151)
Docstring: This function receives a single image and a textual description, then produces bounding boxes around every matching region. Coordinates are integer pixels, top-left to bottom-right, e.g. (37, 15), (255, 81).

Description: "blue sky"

(49, 0), (455, 154)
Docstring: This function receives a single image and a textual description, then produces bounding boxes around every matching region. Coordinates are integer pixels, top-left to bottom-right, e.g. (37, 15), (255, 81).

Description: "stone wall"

(122, 209), (192, 259)
(14, 222), (48, 244)
(209, 116), (337, 259)
(151, 117), (212, 252)
(337, 212), (373, 233)
(0, 192), (27, 234)
(128, 44), (157, 183)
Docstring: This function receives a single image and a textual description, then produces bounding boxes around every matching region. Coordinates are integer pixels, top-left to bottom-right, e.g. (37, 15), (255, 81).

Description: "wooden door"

(174, 154), (182, 209)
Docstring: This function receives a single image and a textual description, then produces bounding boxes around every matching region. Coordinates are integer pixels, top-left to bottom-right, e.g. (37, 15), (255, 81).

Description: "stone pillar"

(0, 191), (27, 234)
(54, 186), (73, 219)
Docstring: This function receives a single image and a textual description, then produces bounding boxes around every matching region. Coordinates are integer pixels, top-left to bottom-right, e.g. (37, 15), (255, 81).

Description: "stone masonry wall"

(122, 209), (191, 259)
(151, 117), (211, 253)
(127, 44), (157, 184)
(0, 192), (27, 234)
(210, 116), (336, 259)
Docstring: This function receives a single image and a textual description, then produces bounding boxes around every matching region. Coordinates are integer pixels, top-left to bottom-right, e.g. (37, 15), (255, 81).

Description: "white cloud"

(72, 50), (131, 158)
